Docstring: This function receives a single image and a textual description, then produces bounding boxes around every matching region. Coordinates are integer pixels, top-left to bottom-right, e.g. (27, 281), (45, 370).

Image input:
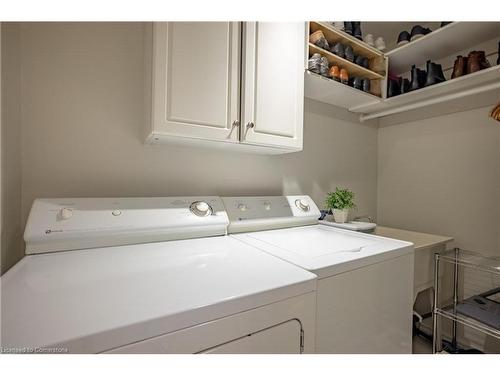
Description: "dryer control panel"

(222, 196), (320, 233)
(24, 197), (228, 254)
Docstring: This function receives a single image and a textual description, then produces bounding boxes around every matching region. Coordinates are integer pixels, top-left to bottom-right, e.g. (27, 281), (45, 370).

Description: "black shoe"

(354, 55), (364, 66)
(409, 64), (426, 91)
(362, 57), (369, 69)
(353, 76), (363, 90)
(328, 42), (337, 54)
(362, 78), (370, 93)
(331, 43), (345, 59)
(344, 45), (354, 62)
(353, 22), (362, 40)
(307, 53), (321, 74)
(397, 31), (410, 46)
(319, 57), (330, 77)
(399, 77), (410, 94)
(344, 22), (354, 35)
(410, 25), (431, 41)
(387, 78), (401, 98)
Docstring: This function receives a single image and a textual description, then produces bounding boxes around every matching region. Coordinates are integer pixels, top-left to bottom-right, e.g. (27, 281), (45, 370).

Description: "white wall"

(0, 22), (378, 273)
(1, 23), (23, 275)
(378, 106), (500, 256)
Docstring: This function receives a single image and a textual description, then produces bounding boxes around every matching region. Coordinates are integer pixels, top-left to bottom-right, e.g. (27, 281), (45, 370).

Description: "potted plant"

(325, 187), (356, 223)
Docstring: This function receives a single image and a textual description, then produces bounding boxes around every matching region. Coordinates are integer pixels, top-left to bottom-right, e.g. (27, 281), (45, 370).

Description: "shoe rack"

(306, 21), (500, 121)
(385, 22), (500, 76)
(305, 21), (388, 108)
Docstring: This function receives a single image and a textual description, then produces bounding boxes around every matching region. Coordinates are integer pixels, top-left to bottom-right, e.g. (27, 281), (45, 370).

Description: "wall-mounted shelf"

(309, 21), (384, 60)
(307, 21), (500, 121)
(386, 22), (500, 75)
(308, 44), (384, 80)
(304, 70), (381, 109)
(351, 65), (500, 120)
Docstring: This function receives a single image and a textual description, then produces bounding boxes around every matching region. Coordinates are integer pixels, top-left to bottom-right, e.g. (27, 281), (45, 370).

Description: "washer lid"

(1, 235), (316, 353)
(233, 225), (414, 278)
(24, 197), (229, 254)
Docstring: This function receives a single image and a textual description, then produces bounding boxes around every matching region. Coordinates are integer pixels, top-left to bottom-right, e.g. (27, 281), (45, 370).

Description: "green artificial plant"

(325, 187), (356, 210)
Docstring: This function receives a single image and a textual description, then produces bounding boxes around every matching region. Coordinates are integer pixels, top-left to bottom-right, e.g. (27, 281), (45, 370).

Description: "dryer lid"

(24, 197), (229, 254)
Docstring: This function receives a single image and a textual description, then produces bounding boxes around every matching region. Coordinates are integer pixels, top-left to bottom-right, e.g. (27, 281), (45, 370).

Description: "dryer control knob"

(190, 201), (213, 217)
(263, 202), (271, 210)
(59, 208), (73, 220)
(237, 204), (247, 211)
(295, 199), (310, 212)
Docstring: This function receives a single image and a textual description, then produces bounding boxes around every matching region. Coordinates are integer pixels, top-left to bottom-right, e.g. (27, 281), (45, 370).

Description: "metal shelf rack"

(432, 248), (500, 353)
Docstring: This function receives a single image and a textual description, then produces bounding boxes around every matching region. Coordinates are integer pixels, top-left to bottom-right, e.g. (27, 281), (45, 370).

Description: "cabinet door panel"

(241, 23), (305, 150)
(152, 22), (240, 142)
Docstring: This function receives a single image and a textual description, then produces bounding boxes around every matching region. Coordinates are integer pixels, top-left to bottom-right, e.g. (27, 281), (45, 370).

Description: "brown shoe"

(451, 55), (468, 79)
(477, 51), (491, 69)
(467, 51), (491, 74)
(309, 30), (329, 50)
(329, 65), (340, 81)
(340, 68), (349, 84)
(467, 51), (481, 74)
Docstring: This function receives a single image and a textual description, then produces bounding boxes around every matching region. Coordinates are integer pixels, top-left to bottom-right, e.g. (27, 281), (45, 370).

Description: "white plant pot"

(333, 208), (349, 223)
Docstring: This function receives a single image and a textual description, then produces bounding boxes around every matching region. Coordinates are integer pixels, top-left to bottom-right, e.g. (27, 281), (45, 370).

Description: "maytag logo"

(45, 229), (63, 234)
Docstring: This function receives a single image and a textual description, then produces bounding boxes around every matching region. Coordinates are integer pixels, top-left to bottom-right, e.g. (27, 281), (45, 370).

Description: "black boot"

(425, 60), (446, 86)
(400, 77), (411, 95)
(353, 22), (362, 40)
(497, 41), (500, 65)
(344, 22), (353, 35)
(387, 78), (401, 98)
(409, 65), (425, 91)
(435, 63), (446, 82)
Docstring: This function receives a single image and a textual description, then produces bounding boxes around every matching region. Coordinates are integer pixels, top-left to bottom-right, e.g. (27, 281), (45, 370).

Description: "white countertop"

(374, 226), (454, 250)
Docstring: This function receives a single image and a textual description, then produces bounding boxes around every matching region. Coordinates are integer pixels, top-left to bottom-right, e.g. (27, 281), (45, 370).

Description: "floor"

(413, 336), (432, 354)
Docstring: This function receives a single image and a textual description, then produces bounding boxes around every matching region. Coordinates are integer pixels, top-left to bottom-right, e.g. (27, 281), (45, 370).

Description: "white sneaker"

(363, 33), (375, 47)
(375, 37), (386, 51)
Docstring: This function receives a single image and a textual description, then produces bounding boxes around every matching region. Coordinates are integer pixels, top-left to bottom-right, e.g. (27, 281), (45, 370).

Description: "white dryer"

(1, 197), (316, 354)
(222, 195), (415, 353)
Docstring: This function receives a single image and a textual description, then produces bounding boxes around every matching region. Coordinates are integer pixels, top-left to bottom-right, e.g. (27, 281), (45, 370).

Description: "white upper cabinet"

(146, 22), (306, 154)
(148, 22), (241, 144)
(241, 22), (306, 151)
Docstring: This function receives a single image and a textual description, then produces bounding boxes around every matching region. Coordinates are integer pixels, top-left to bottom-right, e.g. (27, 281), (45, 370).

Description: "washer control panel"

(24, 197), (228, 255)
(222, 196), (320, 233)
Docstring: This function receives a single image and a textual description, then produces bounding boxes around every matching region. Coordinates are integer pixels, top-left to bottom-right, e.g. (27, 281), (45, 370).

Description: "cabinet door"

(241, 22), (306, 151)
(151, 22), (240, 143)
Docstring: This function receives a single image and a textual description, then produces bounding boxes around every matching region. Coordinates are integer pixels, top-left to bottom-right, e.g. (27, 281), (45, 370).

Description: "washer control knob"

(59, 208), (73, 220)
(190, 201), (213, 217)
(237, 203), (247, 211)
(295, 198), (310, 212)
(112, 209), (122, 216)
(263, 202), (271, 210)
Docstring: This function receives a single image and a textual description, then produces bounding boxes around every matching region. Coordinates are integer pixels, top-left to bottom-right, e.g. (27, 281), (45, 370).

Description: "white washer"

(1, 197), (316, 354)
(222, 195), (415, 353)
